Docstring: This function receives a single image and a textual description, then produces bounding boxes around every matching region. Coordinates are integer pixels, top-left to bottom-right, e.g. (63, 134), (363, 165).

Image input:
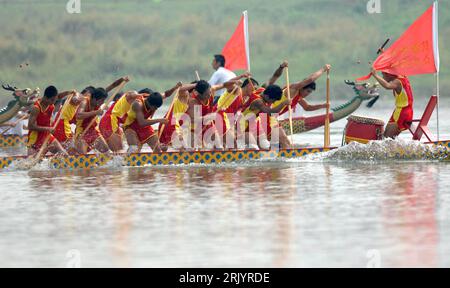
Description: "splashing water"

(297, 139), (450, 162)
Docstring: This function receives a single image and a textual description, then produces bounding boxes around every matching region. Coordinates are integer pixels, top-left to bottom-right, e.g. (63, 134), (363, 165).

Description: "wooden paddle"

(1, 113), (28, 135)
(28, 92), (75, 167)
(284, 67), (294, 145)
(195, 71), (201, 81)
(78, 80), (127, 140)
(324, 69), (331, 148)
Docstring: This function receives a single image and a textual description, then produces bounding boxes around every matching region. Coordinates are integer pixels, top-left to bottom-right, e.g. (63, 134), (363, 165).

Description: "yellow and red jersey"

(390, 76), (414, 131)
(99, 95), (132, 139)
(124, 98), (157, 144)
(27, 100), (55, 149)
(53, 100), (78, 142)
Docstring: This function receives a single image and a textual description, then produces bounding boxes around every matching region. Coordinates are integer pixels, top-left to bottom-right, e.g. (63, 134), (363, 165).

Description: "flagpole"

(434, 0), (440, 141)
(243, 10), (250, 72)
(436, 72), (440, 140)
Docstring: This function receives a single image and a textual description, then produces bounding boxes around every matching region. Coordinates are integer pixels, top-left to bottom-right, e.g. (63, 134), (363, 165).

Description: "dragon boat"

(1, 80), (449, 170)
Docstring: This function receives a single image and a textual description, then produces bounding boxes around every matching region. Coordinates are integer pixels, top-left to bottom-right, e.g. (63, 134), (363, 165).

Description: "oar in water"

(78, 80), (127, 141)
(284, 66), (294, 145)
(1, 113), (28, 135)
(324, 69), (331, 148)
(27, 92), (76, 168)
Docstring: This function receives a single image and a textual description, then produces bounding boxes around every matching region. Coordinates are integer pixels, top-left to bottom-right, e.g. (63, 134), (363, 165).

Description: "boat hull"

(2, 140), (449, 170)
(0, 135), (27, 147)
(0, 147), (333, 170)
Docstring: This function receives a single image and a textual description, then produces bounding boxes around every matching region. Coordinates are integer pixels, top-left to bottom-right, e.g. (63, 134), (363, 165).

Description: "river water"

(1, 101), (449, 267)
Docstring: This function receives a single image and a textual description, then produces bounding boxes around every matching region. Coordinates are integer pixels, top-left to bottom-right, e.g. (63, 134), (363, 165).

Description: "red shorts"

(28, 132), (55, 150)
(81, 127), (101, 146)
(53, 120), (72, 143)
(158, 123), (175, 146)
(125, 122), (156, 144)
(99, 113), (121, 140)
(389, 107), (413, 131)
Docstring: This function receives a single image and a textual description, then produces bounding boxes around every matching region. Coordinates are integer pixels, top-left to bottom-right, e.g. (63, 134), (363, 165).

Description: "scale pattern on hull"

(0, 148), (331, 170)
(0, 135), (27, 147)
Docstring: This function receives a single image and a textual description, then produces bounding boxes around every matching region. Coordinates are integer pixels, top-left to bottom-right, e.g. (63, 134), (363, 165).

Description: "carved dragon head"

(2, 84), (40, 107)
(345, 80), (380, 108)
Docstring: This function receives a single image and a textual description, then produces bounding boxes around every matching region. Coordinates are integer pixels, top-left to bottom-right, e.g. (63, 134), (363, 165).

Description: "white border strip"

(433, 1), (440, 72)
(243, 10), (251, 72)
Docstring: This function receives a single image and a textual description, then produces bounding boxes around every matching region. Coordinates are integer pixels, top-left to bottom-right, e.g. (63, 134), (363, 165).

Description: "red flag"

(358, 2), (439, 81)
(222, 11), (250, 71)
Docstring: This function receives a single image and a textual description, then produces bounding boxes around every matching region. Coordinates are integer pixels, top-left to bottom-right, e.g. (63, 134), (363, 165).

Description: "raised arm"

(57, 90), (75, 100)
(264, 61), (289, 87)
(163, 82), (183, 99)
(371, 69), (401, 92)
(105, 76), (130, 93)
(290, 64), (331, 91)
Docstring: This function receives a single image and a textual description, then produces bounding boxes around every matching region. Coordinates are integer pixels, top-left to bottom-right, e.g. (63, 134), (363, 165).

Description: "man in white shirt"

(208, 54), (236, 103)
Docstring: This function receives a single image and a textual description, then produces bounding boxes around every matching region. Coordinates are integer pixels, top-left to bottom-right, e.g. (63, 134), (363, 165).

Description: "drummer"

(370, 68), (414, 138)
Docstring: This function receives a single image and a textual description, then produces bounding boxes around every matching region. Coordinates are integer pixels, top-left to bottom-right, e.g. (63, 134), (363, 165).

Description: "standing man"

(209, 54), (236, 103)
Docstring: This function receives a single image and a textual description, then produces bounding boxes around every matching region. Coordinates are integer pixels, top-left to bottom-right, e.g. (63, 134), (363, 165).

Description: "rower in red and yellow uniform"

(371, 68), (414, 138)
(185, 80), (230, 150)
(214, 72), (252, 148)
(75, 87), (110, 154)
(123, 92), (168, 153)
(238, 81), (290, 149)
(53, 90), (83, 152)
(158, 94), (189, 151)
(27, 86), (66, 156)
(75, 77), (131, 153)
(99, 89), (144, 152)
(158, 82), (203, 151)
(268, 62), (331, 116)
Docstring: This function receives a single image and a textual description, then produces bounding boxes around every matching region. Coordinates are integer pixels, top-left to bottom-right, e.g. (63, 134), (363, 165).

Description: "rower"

(215, 72), (251, 149)
(27, 86), (66, 156)
(123, 92), (168, 153)
(99, 88), (146, 152)
(75, 87), (111, 154)
(158, 82), (197, 152)
(270, 63), (331, 117)
(186, 80), (234, 150)
(52, 90), (84, 152)
(370, 68), (414, 138)
(239, 84), (290, 149)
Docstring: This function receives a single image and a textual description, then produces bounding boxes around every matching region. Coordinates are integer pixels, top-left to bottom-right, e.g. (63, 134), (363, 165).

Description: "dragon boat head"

(2, 84), (40, 107)
(345, 80), (381, 108)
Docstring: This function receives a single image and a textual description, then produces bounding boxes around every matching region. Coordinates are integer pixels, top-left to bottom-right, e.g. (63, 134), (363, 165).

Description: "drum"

(344, 115), (385, 144)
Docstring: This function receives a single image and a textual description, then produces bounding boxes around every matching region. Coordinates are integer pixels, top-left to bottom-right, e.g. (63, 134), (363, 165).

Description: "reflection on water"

(0, 161), (449, 267)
